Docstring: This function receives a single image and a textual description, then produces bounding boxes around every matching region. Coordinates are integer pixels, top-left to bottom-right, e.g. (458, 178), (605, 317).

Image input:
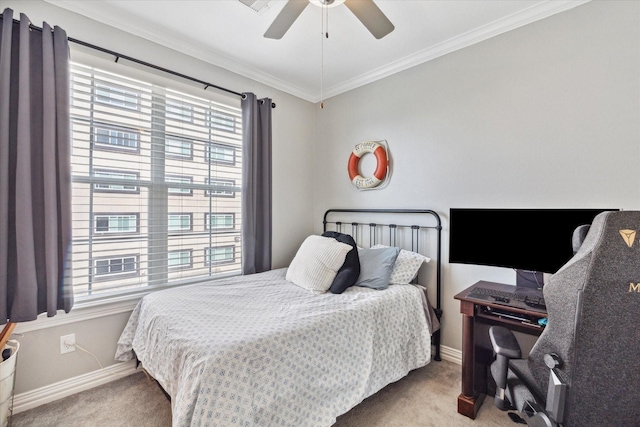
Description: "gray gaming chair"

(489, 210), (640, 426)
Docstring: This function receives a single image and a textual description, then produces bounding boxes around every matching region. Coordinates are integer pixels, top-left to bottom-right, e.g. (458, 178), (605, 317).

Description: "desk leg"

(457, 301), (484, 419)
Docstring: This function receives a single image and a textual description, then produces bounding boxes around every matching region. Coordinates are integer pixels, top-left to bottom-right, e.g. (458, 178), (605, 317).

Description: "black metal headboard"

(323, 208), (443, 361)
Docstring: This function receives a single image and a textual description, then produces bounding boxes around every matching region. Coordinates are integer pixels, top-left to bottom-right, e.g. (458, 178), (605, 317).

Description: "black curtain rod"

(68, 36), (244, 98)
(71, 36), (275, 107)
(3, 13), (276, 107)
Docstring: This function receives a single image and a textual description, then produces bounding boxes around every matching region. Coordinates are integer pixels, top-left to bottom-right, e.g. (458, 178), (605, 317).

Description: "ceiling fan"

(264, 0), (395, 40)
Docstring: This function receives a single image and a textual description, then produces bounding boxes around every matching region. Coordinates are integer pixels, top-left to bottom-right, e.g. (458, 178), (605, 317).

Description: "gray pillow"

(355, 246), (401, 290)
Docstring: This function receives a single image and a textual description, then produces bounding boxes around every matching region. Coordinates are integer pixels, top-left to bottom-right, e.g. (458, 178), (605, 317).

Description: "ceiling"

(46, 0), (590, 102)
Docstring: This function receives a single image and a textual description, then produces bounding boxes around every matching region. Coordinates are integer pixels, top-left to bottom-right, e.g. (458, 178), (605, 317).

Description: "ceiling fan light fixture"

(238, 0), (272, 14)
(264, 0), (393, 40)
(309, 0), (346, 8)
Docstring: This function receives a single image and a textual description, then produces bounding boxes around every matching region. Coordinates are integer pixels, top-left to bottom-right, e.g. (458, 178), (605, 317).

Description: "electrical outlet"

(60, 333), (76, 354)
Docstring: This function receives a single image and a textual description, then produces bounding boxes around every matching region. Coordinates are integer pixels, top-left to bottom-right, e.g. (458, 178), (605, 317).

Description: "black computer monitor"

(449, 208), (617, 283)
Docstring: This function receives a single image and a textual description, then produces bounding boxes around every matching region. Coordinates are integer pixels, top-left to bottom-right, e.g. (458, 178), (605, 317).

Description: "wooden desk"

(454, 281), (548, 419)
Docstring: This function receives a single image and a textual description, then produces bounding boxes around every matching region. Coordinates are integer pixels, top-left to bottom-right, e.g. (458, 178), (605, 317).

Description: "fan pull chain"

(320, 3), (327, 109)
(325, 1), (329, 39)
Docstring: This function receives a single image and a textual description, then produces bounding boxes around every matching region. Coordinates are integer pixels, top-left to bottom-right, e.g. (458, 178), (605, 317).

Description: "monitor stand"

(516, 269), (544, 289)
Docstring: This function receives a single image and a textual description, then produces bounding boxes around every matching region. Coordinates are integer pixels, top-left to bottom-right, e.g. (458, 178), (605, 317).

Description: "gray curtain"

(241, 93), (272, 274)
(0, 9), (73, 323)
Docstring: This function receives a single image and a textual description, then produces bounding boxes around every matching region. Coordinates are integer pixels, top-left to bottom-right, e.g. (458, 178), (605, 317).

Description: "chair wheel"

(508, 412), (527, 424)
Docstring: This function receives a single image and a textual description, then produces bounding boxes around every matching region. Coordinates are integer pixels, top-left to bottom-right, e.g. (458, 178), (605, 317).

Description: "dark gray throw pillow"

(322, 231), (360, 294)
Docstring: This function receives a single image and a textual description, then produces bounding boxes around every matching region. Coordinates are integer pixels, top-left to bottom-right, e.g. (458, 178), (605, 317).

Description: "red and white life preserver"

(347, 141), (389, 190)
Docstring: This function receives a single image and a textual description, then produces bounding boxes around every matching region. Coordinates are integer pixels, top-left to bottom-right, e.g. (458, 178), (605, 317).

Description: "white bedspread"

(115, 268), (431, 427)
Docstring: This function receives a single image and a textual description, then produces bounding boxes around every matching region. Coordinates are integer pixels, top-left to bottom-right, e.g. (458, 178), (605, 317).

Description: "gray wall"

(1, 0), (316, 394)
(2, 0), (639, 400)
(313, 0), (640, 352)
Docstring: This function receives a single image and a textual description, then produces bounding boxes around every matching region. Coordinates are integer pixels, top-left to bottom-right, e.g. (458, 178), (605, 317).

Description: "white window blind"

(70, 62), (243, 300)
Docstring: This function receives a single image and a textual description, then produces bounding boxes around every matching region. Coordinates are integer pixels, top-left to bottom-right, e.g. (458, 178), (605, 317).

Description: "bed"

(115, 208), (443, 427)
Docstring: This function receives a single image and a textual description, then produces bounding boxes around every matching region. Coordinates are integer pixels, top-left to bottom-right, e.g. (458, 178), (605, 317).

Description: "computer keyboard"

(468, 286), (546, 308)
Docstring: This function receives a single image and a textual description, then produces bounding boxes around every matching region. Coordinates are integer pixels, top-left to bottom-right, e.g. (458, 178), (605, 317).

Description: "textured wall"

(313, 0), (640, 352)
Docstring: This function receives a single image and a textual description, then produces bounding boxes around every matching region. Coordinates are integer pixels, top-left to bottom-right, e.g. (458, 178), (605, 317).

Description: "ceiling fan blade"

(264, 0), (310, 39)
(344, 0), (394, 39)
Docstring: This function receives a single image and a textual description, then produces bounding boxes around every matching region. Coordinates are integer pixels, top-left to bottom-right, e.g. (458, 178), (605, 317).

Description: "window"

(94, 214), (139, 234)
(168, 214), (192, 231)
(205, 246), (235, 265)
(166, 137), (193, 159)
(205, 178), (235, 197)
(205, 143), (236, 164)
(205, 213), (235, 230)
(71, 61), (243, 299)
(94, 255), (138, 279)
(166, 175), (193, 196)
(95, 126), (139, 151)
(93, 170), (139, 193)
(168, 250), (192, 269)
(207, 111), (237, 133)
(166, 99), (193, 123)
(95, 83), (140, 110)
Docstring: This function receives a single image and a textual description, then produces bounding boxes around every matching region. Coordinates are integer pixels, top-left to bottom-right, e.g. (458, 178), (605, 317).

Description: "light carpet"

(11, 360), (515, 427)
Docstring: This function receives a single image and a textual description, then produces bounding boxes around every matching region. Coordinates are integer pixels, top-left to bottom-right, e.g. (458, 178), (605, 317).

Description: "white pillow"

(286, 235), (353, 293)
(372, 244), (431, 284)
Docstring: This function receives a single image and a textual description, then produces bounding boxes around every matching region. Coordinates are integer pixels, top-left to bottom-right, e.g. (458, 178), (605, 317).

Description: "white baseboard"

(12, 360), (138, 415)
(438, 345), (462, 365)
(12, 346), (461, 415)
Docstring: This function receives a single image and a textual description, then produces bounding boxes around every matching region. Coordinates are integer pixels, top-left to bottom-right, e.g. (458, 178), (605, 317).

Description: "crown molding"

(315, 0), (591, 102)
(46, 0), (590, 103)
(45, 0), (318, 101)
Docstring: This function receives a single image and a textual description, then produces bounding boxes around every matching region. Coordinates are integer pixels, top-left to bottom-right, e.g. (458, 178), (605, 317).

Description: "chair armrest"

(489, 325), (522, 359)
(489, 326), (523, 410)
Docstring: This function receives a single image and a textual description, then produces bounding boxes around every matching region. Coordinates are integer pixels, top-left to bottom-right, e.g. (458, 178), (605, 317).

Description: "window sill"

(14, 271), (241, 334)
(13, 294), (143, 334)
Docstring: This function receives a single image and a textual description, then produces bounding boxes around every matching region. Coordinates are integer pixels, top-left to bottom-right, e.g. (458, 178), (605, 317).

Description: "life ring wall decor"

(348, 140), (390, 190)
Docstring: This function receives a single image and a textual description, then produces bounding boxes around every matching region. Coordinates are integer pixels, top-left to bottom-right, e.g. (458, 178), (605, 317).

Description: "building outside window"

(94, 255), (138, 278)
(205, 246), (235, 266)
(95, 126), (139, 151)
(166, 99), (193, 123)
(205, 213), (235, 230)
(205, 178), (235, 197)
(168, 214), (192, 232)
(94, 214), (139, 234)
(205, 143), (236, 164)
(95, 83), (140, 110)
(93, 170), (139, 193)
(207, 111), (236, 133)
(166, 136), (193, 159)
(70, 61), (243, 299)
(168, 250), (192, 270)
(166, 175), (193, 196)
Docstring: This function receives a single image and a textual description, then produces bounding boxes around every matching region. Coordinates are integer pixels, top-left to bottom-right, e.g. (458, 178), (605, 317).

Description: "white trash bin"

(0, 341), (19, 427)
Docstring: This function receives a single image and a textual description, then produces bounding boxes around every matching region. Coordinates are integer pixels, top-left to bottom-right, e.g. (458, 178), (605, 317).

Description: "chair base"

(521, 401), (558, 427)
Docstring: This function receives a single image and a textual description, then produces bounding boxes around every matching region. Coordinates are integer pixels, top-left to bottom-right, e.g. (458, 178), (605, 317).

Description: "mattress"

(115, 267), (432, 426)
